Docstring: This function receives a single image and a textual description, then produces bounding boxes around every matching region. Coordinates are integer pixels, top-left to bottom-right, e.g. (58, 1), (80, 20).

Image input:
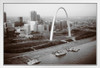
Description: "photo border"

(0, 0), (100, 68)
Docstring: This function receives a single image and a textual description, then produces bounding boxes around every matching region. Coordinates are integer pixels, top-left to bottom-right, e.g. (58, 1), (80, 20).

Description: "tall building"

(30, 11), (38, 32)
(24, 24), (30, 35)
(63, 21), (67, 29)
(19, 17), (23, 23)
(60, 21), (63, 30)
(5, 20), (15, 38)
(29, 21), (38, 32)
(37, 14), (40, 22)
(4, 12), (6, 23)
(44, 24), (49, 32)
(4, 12), (7, 33)
(38, 24), (44, 33)
(31, 11), (37, 21)
(4, 23), (7, 33)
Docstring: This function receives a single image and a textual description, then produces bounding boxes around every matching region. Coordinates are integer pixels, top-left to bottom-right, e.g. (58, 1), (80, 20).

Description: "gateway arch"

(50, 7), (71, 41)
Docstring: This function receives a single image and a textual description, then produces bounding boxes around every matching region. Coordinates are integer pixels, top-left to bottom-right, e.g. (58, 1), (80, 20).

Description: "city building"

(3, 12), (16, 38)
(31, 11), (37, 21)
(16, 28), (21, 33)
(24, 24), (30, 35)
(4, 23), (7, 34)
(4, 12), (7, 33)
(38, 24), (44, 33)
(37, 14), (41, 22)
(6, 21), (15, 38)
(15, 17), (24, 27)
(55, 21), (60, 31)
(15, 27), (24, 34)
(44, 24), (49, 32)
(19, 17), (23, 23)
(29, 21), (38, 32)
(4, 12), (7, 23)
(7, 22), (14, 27)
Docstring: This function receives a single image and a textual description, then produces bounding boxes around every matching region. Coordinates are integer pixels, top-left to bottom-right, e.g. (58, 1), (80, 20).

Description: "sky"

(4, 4), (97, 17)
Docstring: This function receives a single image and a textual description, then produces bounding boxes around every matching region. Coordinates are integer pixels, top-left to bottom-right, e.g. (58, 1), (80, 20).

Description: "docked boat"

(54, 50), (66, 57)
(27, 59), (41, 65)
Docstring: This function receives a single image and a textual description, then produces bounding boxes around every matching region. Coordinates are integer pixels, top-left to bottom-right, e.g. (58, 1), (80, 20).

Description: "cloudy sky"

(4, 4), (97, 17)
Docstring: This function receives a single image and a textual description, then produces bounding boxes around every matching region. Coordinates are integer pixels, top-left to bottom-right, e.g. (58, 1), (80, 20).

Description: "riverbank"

(4, 36), (96, 64)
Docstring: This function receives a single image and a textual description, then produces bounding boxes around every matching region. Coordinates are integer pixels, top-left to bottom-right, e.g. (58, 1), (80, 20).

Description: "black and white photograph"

(0, 0), (100, 67)
(3, 3), (97, 65)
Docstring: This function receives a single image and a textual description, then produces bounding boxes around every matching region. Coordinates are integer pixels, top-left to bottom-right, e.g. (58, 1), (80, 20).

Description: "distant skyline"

(4, 4), (97, 17)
